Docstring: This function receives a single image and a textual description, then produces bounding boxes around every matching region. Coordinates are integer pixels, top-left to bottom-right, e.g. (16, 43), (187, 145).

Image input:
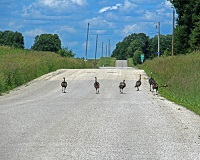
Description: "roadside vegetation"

(141, 52), (200, 115)
(0, 46), (116, 94)
(127, 58), (135, 67)
(97, 57), (116, 67)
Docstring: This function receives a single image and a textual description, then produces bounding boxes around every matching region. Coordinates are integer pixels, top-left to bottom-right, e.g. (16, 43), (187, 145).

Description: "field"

(141, 52), (200, 115)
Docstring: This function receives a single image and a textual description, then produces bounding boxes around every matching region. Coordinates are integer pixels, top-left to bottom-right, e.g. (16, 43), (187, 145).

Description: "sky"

(0, 0), (174, 59)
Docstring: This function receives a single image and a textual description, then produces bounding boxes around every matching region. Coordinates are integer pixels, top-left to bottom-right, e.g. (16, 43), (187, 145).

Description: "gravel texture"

(0, 68), (200, 160)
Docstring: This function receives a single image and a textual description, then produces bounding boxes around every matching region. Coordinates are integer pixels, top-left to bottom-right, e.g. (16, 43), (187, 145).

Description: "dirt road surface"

(0, 68), (200, 159)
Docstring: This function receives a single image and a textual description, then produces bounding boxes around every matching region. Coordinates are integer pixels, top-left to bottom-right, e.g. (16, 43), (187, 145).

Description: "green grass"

(97, 57), (116, 67)
(141, 52), (200, 115)
(127, 58), (134, 67)
(0, 46), (96, 94)
(0, 46), (116, 94)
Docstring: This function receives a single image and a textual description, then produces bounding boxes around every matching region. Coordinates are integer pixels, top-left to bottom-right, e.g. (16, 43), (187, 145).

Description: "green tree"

(148, 34), (172, 57)
(174, 26), (190, 54)
(0, 30), (24, 49)
(132, 49), (142, 65)
(189, 20), (200, 51)
(169, 0), (200, 53)
(163, 48), (171, 56)
(111, 33), (149, 60)
(32, 34), (61, 52)
(112, 42), (127, 60)
(58, 47), (75, 57)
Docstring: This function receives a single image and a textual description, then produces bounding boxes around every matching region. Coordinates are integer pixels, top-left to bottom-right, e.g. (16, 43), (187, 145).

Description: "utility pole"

(172, 8), (175, 56)
(102, 42), (104, 57)
(106, 45), (107, 57)
(85, 23), (90, 61)
(157, 21), (160, 57)
(94, 35), (98, 62)
(108, 39), (110, 57)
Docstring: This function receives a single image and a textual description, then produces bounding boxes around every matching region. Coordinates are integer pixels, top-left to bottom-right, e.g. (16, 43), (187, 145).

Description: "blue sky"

(0, 0), (174, 59)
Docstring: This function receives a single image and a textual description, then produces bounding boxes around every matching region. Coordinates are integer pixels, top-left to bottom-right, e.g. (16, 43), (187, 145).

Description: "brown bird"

(61, 77), (67, 93)
(152, 82), (158, 94)
(149, 72), (156, 91)
(119, 80), (126, 93)
(135, 75), (141, 91)
(94, 77), (100, 94)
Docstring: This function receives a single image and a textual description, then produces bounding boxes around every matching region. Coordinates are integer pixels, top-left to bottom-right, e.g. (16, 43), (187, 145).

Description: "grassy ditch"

(141, 52), (200, 115)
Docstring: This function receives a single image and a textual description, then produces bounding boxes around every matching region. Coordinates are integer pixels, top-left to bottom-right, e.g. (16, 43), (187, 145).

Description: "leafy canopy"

(0, 30), (24, 49)
(32, 34), (61, 53)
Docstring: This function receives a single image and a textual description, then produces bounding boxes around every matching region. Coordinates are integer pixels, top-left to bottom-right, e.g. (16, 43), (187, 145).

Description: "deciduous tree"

(0, 30), (24, 49)
(32, 34), (61, 53)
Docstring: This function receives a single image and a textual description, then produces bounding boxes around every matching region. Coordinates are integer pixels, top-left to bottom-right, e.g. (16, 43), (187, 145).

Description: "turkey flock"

(61, 72), (162, 94)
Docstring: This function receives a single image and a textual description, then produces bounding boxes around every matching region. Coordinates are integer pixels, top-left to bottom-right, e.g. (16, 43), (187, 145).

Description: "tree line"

(111, 33), (172, 65)
(112, 0), (200, 65)
(0, 31), (75, 57)
(170, 0), (200, 53)
(0, 31), (24, 49)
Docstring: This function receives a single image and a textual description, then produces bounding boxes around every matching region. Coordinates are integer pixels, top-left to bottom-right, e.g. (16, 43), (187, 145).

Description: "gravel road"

(115, 60), (128, 67)
(0, 68), (200, 160)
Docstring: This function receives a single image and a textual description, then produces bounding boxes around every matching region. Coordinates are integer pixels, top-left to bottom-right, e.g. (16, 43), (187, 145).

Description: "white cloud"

(95, 30), (107, 34)
(121, 22), (153, 36)
(128, 0), (160, 5)
(24, 28), (45, 37)
(57, 26), (76, 33)
(8, 21), (15, 27)
(71, 0), (87, 6)
(84, 17), (114, 28)
(120, 0), (137, 12)
(156, 8), (166, 15)
(122, 24), (137, 35)
(37, 0), (86, 8)
(144, 10), (157, 20)
(98, 4), (122, 13)
(164, 0), (173, 8)
(21, 0), (87, 17)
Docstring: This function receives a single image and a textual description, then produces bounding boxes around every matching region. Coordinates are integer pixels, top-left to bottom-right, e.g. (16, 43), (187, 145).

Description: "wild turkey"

(119, 80), (126, 93)
(149, 72), (156, 91)
(135, 75), (141, 91)
(94, 77), (100, 94)
(152, 82), (158, 94)
(61, 77), (67, 93)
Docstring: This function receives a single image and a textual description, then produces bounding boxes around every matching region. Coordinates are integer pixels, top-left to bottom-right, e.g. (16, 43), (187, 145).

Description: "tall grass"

(97, 57), (116, 67)
(0, 46), (94, 94)
(127, 58), (134, 67)
(141, 52), (200, 115)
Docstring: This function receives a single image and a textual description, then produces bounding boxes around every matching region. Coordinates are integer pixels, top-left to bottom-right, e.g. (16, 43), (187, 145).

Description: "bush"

(132, 50), (142, 65)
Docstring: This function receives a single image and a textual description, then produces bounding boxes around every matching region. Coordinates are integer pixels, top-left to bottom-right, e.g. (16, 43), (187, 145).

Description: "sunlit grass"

(97, 57), (116, 67)
(127, 58), (134, 67)
(0, 46), (94, 94)
(141, 52), (200, 115)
